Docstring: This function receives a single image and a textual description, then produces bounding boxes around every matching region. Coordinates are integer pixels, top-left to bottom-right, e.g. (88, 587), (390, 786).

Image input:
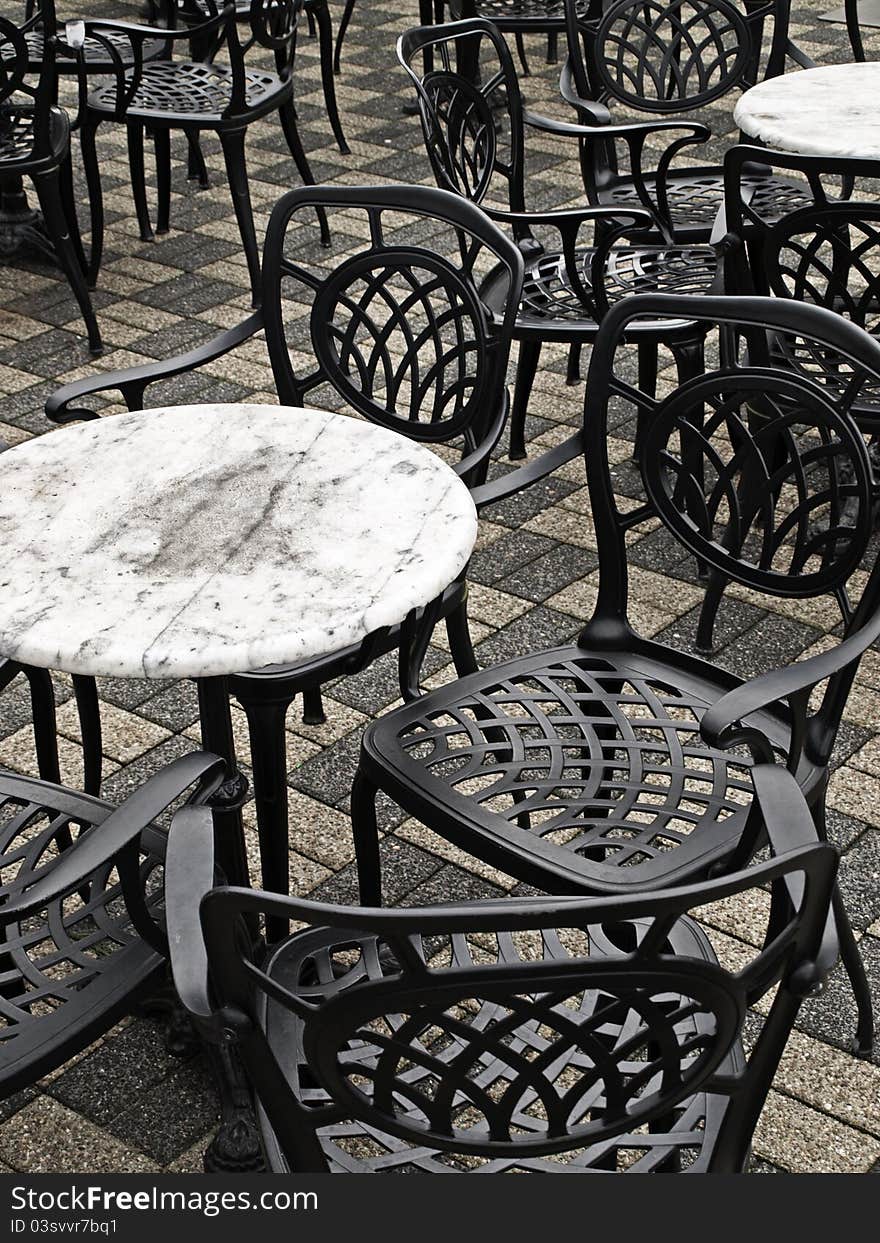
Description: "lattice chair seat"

(481, 242), (716, 331)
(17, 29), (169, 73)
(0, 754), (223, 1097)
(86, 61), (287, 122)
(600, 171), (813, 238)
(0, 105), (68, 164)
(360, 646), (794, 893)
(255, 915), (732, 1173)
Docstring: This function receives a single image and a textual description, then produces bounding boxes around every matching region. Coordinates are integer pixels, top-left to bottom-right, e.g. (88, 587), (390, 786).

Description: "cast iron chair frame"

(73, 0), (326, 305)
(165, 761), (839, 1173)
(0, 750), (225, 1098)
(398, 16), (719, 460)
(0, 2), (101, 351)
(350, 293), (880, 1058)
(559, 0), (815, 245)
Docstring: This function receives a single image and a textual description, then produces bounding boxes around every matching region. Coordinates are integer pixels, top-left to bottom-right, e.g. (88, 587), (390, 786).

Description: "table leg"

(196, 675), (250, 888)
(194, 675), (266, 1173)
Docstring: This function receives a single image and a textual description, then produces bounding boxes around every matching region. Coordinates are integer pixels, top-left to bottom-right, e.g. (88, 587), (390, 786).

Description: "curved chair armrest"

(46, 312), (265, 424)
(166, 805), (218, 1021)
(469, 430), (584, 510)
(76, 16), (226, 42)
(486, 204), (655, 231)
(700, 609), (880, 755)
(751, 764), (839, 977)
(1, 752), (226, 921)
(525, 109), (710, 146)
(558, 65), (612, 123)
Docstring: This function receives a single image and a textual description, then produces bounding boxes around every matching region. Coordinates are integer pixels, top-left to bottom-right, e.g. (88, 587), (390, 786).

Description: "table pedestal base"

(0, 177), (54, 263)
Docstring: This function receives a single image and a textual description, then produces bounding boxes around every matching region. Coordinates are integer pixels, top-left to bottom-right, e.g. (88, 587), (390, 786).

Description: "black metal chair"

(0, 751), (224, 1100)
(165, 759), (839, 1173)
(45, 182), (543, 942)
(697, 146), (880, 655)
(76, 0), (327, 304)
(351, 293), (880, 1058)
(0, 5), (101, 353)
(399, 17), (718, 460)
(560, 0), (814, 243)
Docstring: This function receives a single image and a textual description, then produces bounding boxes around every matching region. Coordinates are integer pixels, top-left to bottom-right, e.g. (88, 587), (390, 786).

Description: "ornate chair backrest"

(397, 18), (528, 214)
(197, 781), (836, 1173)
(722, 146), (880, 417)
(259, 184), (523, 486)
(0, 3), (56, 165)
(580, 293), (880, 770)
(563, 0), (790, 114)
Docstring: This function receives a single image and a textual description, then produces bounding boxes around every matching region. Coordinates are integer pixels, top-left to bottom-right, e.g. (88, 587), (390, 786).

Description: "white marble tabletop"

(0, 404), (478, 680)
(734, 63), (880, 160)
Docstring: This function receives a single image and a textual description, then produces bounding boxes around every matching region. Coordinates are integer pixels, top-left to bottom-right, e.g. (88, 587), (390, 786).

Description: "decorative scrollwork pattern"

(380, 654), (756, 874)
(0, 784), (163, 1075)
(641, 369), (874, 594)
(593, 0), (754, 111)
(282, 917), (738, 1169)
(310, 249), (492, 439)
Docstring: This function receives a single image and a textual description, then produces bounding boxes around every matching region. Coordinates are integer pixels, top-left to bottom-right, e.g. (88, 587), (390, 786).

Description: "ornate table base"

(0, 177), (54, 263)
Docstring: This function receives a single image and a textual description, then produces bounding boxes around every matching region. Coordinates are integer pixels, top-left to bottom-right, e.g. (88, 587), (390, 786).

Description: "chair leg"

(22, 666), (61, 785)
(546, 31), (558, 63)
(633, 340), (658, 461)
(186, 131), (210, 188)
(695, 569), (727, 655)
(58, 152), (88, 278)
(277, 101), (331, 248)
(72, 674), (103, 796)
(833, 883), (875, 1056)
(446, 596), (478, 678)
(301, 687), (326, 726)
(32, 167), (103, 355)
(219, 127), (262, 308)
(565, 341), (581, 386)
(80, 118), (104, 288)
(154, 129), (171, 235)
(672, 335), (708, 579)
(514, 31), (531, 76)
(509, 338), (542, 461)
(333, 0), (358, 73)
(351, 766), (382, 906)
(127, 122), (154, 242)
(239, 695), (293, 944)
(312, 0), (349, 152)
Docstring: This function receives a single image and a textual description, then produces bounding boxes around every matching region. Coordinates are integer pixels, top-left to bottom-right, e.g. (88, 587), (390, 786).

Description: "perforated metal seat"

(359, 645), (793, 894)
(480, 241), (716, 333)
(0, 105), (68, 164)
(17, 29), (169, 72)
(255, 914), (734, 1173)
(87, 60), (287, 123)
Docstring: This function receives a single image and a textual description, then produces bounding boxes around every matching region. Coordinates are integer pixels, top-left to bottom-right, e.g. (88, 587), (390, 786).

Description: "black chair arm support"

(470, 431), (584, 510)
(452, 392), (509, 484)
(750, 765), (839, 978)
(486, 204), (655, 232)
(524, 109), (710, 147)
(46, 313), (265, 423)
(166, 805), (218, 1022)
(701, 608), (880, 756)
(1, 752), (226, 922)
(558, 63), (611, 123)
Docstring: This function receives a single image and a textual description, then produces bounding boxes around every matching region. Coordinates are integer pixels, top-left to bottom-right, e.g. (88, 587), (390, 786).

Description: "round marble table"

(734, 63), (880, 160)
(0, 402), (478, 884)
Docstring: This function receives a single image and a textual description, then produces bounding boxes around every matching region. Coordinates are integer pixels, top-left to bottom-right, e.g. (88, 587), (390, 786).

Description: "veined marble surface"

(0, 404), (478, 679)
(734, 63), (880, 160)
